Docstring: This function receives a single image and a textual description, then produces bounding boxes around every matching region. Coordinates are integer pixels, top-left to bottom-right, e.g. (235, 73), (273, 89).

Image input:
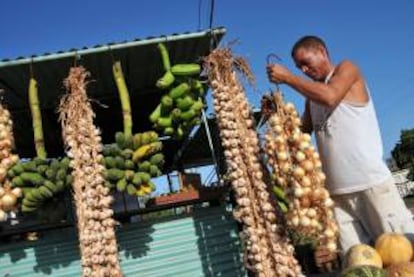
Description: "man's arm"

(267, 60), (360, 108)
(301, 99), (313, 134)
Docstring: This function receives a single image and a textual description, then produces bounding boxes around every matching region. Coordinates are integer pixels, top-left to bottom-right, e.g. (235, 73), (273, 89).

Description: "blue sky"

(1, 0), (413, 160)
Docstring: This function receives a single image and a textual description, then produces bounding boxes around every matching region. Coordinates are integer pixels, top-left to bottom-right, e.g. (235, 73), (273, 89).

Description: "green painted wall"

(0, 206), (246, 277)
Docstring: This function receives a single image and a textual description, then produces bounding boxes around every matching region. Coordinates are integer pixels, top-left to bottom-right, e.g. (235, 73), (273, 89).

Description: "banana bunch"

(150, 43), (206, 140)
(9, 157), (72, 213)
(102, 130), (164, 196)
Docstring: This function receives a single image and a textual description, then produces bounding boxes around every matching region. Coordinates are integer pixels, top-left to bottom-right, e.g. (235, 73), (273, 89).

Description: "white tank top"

(310, 70), (391, 195)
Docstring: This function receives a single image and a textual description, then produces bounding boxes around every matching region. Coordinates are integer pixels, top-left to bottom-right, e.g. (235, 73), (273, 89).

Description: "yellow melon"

(344, 244), (383, 268)
(375, 232), (413, 267)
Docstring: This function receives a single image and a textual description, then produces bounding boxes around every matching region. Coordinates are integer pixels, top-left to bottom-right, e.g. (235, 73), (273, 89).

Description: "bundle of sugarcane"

(149, 43), (206, 140)
(0, 101), (21, 221)
(204, 48), (303, 277)
(8, 77), (72, 214)
(106, 61), (164, 197)
(264, 92), (339, 257)
(60, 66), (122, 277)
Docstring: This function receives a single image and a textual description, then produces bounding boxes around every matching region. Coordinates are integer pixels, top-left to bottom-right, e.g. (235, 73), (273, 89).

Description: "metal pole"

(201, 109), (220, 185)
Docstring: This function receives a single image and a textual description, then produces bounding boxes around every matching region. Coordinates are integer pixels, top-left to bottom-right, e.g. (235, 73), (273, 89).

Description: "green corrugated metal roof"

(0, 206), (246, 277)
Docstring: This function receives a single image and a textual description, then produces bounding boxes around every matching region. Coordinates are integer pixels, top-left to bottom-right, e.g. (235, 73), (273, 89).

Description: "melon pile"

(341, 232), (414, 277)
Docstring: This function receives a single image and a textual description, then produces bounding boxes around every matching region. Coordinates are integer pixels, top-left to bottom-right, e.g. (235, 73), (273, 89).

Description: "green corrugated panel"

(0, 207), (246, 277)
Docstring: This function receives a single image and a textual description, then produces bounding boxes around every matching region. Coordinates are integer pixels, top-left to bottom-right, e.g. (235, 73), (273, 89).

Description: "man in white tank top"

(267, 36), (414, 268)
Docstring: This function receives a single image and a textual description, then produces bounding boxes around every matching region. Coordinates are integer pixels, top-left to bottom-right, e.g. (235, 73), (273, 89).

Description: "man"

(266, 36), (414, 265)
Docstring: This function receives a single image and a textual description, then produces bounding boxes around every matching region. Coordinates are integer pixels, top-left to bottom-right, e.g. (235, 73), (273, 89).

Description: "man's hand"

(266, 64), (292, 84)
(314, 246), (339, 272)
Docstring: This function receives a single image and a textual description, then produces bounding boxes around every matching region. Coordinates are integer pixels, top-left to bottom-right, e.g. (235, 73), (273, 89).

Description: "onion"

(1, 193), (17, 211)
(295, 151), (306, 162)
(277, 151), (288, 161)
(302, 133), (312, 142)
(293, 166), (305, 178)
(11, 187), (22, 198)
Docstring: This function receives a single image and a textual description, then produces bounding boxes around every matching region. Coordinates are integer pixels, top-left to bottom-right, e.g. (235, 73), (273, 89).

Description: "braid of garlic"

(205, 48), (303, 277)
(60, 67), (122, 277)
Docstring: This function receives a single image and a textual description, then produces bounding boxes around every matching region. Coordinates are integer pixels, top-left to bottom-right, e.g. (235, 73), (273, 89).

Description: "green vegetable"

(116, 178), (127, 192)
(169, 82), (190, 99)
(156, 71), (175, 89)
(106, 168), (125, 182)
(171, 63), (201, 76)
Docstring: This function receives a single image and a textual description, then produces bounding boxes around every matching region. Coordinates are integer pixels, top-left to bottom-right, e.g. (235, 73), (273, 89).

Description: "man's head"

(291, 36), (332, 81)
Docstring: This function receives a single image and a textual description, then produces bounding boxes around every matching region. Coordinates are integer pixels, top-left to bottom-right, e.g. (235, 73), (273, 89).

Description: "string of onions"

(59, 67), (122, 277)
(264, 92), (338, 256)
(0, 101), (21, 221)
(204, 48), (303, 277)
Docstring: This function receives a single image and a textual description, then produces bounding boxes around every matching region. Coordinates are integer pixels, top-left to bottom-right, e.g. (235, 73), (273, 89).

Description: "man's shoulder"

(337, 59), (359, 71)
(336, 60), (362, 81)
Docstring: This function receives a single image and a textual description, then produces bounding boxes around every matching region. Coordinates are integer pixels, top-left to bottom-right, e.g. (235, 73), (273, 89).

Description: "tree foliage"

(391, 128), (414, 180)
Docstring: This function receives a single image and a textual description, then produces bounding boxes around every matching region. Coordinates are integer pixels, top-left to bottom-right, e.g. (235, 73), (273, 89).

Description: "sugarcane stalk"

(112, 61), (133, 137)
(29, 77), (47, 159)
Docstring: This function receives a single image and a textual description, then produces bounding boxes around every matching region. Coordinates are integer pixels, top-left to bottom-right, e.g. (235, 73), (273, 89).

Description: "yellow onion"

(1, 193), (17, 211)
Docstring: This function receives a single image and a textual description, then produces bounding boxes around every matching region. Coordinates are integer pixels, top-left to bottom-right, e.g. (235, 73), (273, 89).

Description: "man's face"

(293, 46), (328, 81)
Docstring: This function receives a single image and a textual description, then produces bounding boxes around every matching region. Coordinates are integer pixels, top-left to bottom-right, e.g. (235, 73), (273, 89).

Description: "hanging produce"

(204, 47), (303, 277)
(59, 66), (122, 277)
(102, 60), (164, 196)
(264, 92), (339, 257)
(149, 43), (205, 140)
(0, 100), (20, 221)
(9, 77), (72, 214)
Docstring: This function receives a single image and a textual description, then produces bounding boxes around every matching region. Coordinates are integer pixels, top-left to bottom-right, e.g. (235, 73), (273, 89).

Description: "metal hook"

(266, 53), (282, 65)
(266, 53), (283, 93)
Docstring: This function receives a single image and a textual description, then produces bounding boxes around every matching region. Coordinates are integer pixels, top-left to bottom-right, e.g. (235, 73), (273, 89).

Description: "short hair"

(291, 35), (328, 58)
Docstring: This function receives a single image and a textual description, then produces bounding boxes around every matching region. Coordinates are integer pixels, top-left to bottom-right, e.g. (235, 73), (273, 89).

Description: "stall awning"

(0, 27), (226, 171)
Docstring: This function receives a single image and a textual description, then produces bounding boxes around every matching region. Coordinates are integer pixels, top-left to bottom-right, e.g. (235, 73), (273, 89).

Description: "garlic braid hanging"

(265, 92), (338, 255)
(0, 102), (21, 221)
(204, 48), (303, 277)
(60, 67), (122, 277)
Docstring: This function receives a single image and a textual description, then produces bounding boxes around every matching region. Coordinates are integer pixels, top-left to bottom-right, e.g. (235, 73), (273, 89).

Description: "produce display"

(9, 77), (72, 215)
(341, 232), (414, 276)
(0, 102), (21, 221)
(150, 43), (206, 140)
(3, 36), (414, 277)
(263, 92), (339, 256)
(204, 47), (303, 277)
(105, 60), (164, 196)
(10, 157), (72, 213)
(60, 66), (122, 276)
(102, 131), (162, 196)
